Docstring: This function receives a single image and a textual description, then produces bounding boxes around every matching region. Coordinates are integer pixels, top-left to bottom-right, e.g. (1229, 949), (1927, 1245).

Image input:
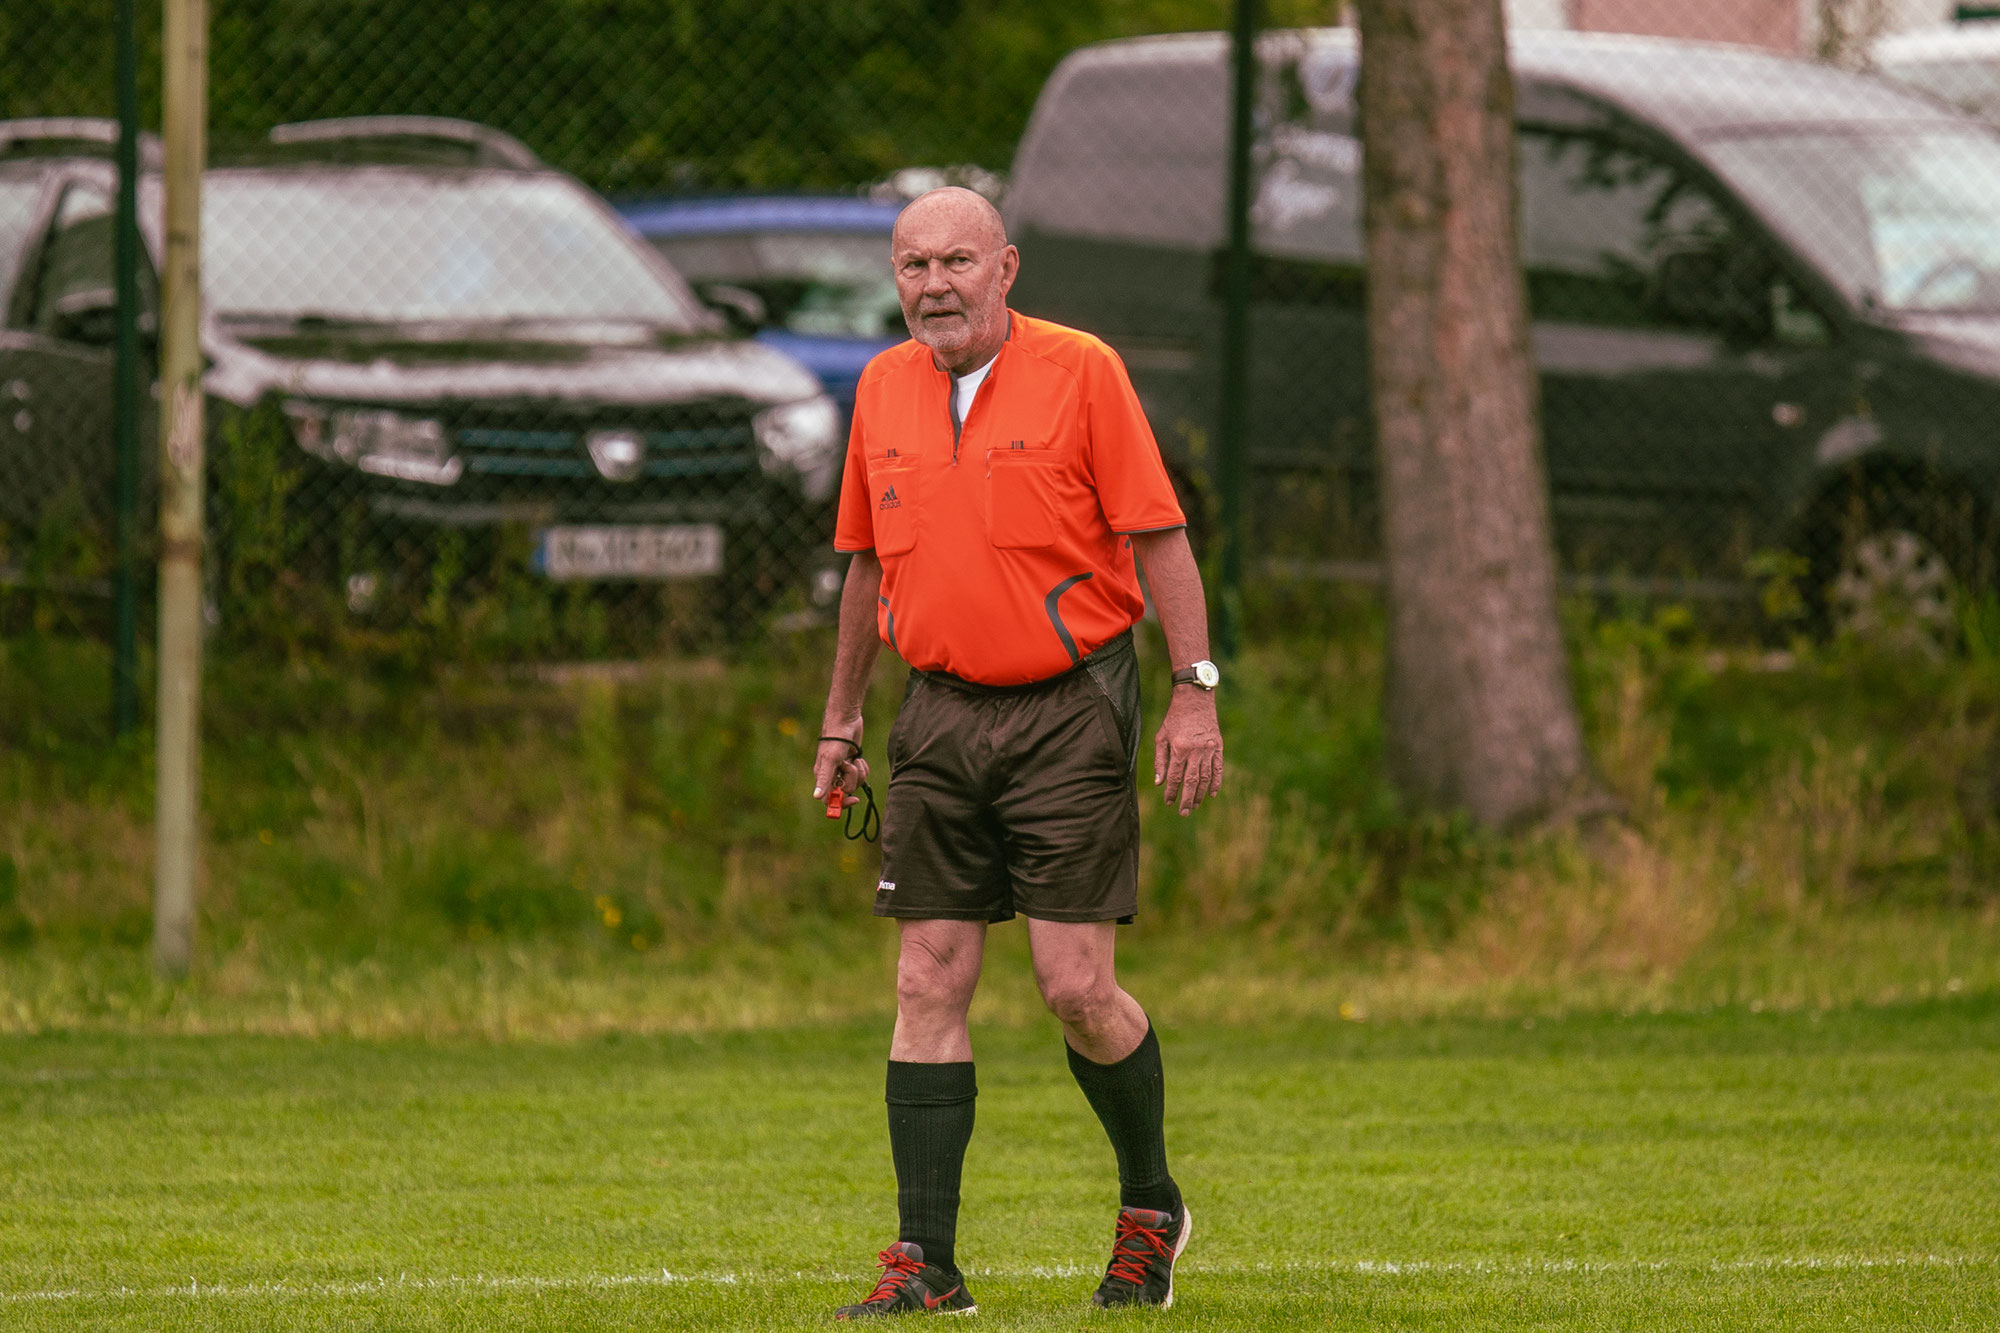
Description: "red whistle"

(825, 789), (845, 819)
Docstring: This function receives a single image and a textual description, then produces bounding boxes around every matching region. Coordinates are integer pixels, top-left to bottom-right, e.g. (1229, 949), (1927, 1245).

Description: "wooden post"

(154, 0), (207, 977)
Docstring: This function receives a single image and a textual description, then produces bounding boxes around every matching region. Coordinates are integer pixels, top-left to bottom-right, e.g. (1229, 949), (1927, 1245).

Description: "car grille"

(446, 410), (759, 481)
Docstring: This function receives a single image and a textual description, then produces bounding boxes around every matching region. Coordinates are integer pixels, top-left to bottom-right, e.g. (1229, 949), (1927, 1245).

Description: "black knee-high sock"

(885, 1060), (977, 1274)
(1066, 1023), (1181, 1216)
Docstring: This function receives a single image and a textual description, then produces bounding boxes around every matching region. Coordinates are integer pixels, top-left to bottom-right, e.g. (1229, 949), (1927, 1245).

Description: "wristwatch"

(1171, 660), (1220, 691)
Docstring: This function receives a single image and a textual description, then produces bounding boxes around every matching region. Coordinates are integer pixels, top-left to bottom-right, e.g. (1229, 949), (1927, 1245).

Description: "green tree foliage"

(5, 0), (1337, 191)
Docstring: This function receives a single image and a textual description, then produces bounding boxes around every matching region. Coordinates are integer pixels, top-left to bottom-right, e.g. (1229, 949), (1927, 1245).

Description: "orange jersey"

(834, 311), (1185, 685)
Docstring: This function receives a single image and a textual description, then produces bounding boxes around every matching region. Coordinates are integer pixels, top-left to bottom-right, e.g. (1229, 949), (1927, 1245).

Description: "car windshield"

(652, 231), (901, 338)
(168, 170), (704, 331)
(1707, 127), (2000, 314)
(1877, 53), (2000, 121)
(0, 175), (48, 305)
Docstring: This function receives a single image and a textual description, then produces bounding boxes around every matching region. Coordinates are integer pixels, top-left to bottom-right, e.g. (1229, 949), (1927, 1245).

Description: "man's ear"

(997, 244), (1020, 299)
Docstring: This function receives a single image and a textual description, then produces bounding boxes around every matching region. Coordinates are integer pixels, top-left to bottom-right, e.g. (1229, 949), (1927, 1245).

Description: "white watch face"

(1193, 660), (1220, 689)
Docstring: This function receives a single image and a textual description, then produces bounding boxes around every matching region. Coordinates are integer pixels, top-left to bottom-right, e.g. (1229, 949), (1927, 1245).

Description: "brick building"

(1505, 0), (1962, 54)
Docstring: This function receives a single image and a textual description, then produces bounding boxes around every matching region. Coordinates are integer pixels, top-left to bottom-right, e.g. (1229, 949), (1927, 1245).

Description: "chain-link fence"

(6, 1), (2000, 664)
(1010, 7), (2000, 653)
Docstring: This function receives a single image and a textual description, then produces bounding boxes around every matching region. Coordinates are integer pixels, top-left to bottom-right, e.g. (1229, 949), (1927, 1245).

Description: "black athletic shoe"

(833, 1242), (978, 1319)
(1090, 1205), (1193, 1308)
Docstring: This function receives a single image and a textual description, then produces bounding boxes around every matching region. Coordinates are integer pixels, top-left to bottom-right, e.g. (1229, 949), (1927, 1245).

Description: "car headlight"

(754, 395), (842, 502)
(283, 402), (462, 486)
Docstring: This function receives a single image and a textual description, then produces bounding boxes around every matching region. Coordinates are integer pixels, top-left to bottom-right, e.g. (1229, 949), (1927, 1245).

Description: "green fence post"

(112, 0), (143, 738)
(1217, 0), (1258, 660)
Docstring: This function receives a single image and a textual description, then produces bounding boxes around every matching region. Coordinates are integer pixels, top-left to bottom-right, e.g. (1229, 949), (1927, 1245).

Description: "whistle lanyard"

(819, 736), (881, 843)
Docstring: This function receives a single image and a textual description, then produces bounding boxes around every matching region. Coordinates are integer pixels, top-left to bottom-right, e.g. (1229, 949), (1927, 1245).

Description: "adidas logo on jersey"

(879, 486), (902, 510)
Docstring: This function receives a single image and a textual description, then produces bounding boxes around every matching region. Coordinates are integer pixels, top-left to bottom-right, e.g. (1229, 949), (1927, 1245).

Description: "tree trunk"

(1354, 0), (1594, 827)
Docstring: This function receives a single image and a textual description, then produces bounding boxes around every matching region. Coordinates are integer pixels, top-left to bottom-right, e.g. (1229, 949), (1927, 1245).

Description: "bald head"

(892, 187), (1008, 254)
(891, 188), (1019, 374)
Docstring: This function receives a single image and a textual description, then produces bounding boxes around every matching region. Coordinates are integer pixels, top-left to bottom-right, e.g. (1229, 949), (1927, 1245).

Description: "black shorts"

(874, 631), (1143, 924)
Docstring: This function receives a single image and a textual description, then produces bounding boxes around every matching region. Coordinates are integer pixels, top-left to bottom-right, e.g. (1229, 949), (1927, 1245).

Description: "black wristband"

(818, 735), (863, 757)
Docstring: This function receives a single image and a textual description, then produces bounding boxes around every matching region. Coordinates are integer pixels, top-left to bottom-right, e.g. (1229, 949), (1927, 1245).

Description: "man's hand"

(1130, 528), (1223, 816)
(1153, 686), (1223, 815)
(812, 721), (870, 811)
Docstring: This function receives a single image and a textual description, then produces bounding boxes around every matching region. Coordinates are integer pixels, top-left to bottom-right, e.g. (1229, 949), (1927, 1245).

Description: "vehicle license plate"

(537, 524), (723, 580)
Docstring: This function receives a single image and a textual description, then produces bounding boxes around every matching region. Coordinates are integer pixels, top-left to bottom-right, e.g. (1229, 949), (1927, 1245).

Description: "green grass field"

(8, 604), (2000, 1328)
(4, 996), (1996, 1330)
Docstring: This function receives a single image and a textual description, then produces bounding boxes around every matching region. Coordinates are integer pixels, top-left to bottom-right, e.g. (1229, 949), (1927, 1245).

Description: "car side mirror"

(49, 286), (157, 348)
(698, 282), (768, 334)
(50, 287), (120, 346)
(47, 287), (157, 349)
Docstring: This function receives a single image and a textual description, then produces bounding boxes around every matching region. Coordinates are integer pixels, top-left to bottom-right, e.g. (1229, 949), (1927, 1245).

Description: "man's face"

(891, 202), (1018, 371)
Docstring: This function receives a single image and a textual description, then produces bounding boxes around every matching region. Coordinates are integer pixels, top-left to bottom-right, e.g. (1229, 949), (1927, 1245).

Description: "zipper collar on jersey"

(943, 312), (1014, 463)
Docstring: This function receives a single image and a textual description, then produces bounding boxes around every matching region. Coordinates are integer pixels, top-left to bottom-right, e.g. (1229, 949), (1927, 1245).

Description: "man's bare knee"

(897, 927), (980, 1015)
(1039, 973), (1114, 1030)
(897, 962), (972, 1018)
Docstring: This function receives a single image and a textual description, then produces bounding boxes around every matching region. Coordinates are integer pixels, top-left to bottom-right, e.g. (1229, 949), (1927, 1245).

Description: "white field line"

(3, 1254), (1993, 1305)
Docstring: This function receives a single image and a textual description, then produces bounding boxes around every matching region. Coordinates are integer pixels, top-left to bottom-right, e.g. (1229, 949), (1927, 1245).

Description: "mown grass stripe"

(8, 1254), (1993, 1304)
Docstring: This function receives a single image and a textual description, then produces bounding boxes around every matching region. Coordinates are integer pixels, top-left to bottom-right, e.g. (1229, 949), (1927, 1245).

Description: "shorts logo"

(877, 880), (896, 893)
(879, 486), (902, 510)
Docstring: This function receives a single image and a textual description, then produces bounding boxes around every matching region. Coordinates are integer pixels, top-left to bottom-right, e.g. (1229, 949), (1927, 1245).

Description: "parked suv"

(0, 116), (844, 641)
(1007, 31), (2000, 630)
(1, 119), (162, 603)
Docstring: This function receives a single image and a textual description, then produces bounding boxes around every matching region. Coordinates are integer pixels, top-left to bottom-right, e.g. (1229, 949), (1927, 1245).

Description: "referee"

(812, 188), (1224, 1318)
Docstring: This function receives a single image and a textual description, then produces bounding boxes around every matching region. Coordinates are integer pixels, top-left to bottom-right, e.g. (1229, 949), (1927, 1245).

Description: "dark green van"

(1006, 30), (2000, 631)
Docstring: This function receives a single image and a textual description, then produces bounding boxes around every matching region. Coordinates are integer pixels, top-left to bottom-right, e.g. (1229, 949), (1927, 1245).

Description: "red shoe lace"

(1105, 1213), (1175, 1286)
(862, 1246), (926, 1304)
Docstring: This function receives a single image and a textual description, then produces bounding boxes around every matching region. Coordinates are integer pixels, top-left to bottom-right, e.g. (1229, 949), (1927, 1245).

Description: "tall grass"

(1, 595), (1996, 1036)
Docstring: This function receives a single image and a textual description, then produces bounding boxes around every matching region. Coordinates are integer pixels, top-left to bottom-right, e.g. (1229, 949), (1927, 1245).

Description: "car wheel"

(1826, 526), (1957, 658)
(1804, 476), (1989, 657)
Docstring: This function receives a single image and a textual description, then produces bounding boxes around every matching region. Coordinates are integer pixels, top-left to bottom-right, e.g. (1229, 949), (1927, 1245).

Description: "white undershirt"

(952, 353), (998, 425)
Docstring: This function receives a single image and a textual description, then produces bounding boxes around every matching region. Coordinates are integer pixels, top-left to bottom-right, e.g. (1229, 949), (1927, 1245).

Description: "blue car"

(617, 195), (905, 422)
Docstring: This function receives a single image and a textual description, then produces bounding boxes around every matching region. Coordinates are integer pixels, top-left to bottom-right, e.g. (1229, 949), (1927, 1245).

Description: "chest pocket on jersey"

(985, 448), (1059, 550)
(867, 453), (920, 556)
